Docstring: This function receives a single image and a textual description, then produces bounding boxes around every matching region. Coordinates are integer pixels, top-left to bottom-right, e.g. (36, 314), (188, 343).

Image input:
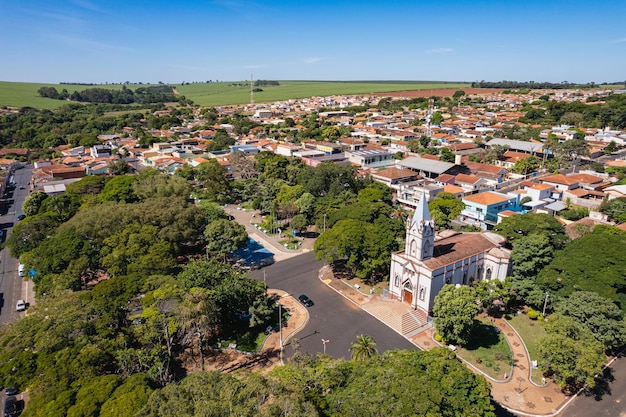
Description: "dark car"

(16, 215), (25, 221)
(298, 294), (314, 307)
(4, 395), (18, 416)
(4, 386), (18, 396)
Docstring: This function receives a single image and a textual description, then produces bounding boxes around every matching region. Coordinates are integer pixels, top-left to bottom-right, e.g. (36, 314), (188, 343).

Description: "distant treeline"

(38, 85), (179, 104)
(254, 80), (280, 86)
(471, 80), (626, 89)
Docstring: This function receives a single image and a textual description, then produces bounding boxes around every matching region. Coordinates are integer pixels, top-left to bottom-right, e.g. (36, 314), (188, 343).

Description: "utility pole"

(542, 292), (550, 316)
(279, 303), (284, 365)
(250, 73), (254, 105)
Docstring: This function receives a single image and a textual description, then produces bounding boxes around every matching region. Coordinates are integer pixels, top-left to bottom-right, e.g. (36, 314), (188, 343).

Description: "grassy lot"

(0, 81), (150, 110)
(177, 80), (470, 107)
(0, 80), (470, 109)
(506, 312), (548, 384)
(455, 317), (513, 380)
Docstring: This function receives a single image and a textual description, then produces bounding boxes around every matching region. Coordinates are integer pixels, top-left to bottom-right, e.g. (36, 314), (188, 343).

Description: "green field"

(0, 80), (470, 109)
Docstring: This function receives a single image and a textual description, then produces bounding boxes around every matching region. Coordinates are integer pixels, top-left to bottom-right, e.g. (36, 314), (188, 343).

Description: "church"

(388, 193), (512, 319)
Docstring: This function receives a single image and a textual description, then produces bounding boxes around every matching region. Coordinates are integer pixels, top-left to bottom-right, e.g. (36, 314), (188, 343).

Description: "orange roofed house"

(460, 191), (522, 230)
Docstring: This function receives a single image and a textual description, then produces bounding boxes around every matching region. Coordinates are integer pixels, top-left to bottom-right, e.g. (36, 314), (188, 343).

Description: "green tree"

(511, 234), (554, 280)
(494, 213), (568, 249)
(195, 160), (233, 204)
(177, 288), (219, 371)
(314, 219), (396, 281)
(204, 219), (248, 261)
(350, 334), (378, 360)
(432, 284), (480, 345)
(510, 156), (540, 175)
(599, 197), (626, 223)
(538, 315), (605, 392)
(22, 190), (49, 216)
(98, 175), (138, 203)
(431, 111), (443, 125)
(537, 228), (626, 311)
(428, 192), (465, 230)
(556, 291), (626, 351)
(100, 224), (176, 277)
(99, 374), (154, 417)
(289, 214), (308, 235)
(108, 159), (129, 175)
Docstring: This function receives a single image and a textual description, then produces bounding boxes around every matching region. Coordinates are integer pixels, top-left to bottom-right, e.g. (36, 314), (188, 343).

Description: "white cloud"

(425, 48), (454, 54)
(303, 57), (321, 64)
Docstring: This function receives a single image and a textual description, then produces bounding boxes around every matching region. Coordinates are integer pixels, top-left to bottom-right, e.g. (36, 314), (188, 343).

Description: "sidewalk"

(320, 270), (573, 417)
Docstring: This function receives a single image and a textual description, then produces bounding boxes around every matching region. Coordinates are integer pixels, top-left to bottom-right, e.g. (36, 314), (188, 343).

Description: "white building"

(388, 193), (512, 319)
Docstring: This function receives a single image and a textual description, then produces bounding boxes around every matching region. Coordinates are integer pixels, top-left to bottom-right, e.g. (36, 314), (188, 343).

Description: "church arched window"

(419, 287), (425, 301)
(404, 281), (413, 291)
(486, 268), (492, 281)
(394, 274), (400, 286)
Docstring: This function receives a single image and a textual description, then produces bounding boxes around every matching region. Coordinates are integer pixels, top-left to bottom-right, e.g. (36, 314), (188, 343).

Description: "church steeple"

(405, 192), (435, 261)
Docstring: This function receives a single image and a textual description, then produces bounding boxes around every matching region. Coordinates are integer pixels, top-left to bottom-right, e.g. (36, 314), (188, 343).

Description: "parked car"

(16, 300), (25, 312)
(5, 386), (18, 396)
(16, 214), (25, 221)
(4, 395), (18, 416)
(298, 294), (314, 307)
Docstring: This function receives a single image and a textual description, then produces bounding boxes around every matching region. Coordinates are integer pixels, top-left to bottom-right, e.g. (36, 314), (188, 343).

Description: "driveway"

(248, 252), (416, 359)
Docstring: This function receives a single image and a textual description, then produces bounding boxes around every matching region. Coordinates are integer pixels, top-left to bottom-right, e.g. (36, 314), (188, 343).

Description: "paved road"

(248, 252), (416, 359)
(0, 166), (32, 325)
(559, 354), (626, 417)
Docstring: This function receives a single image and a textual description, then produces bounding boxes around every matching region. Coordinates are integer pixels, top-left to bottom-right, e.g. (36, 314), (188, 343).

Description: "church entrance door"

(402, 289), (413, 305)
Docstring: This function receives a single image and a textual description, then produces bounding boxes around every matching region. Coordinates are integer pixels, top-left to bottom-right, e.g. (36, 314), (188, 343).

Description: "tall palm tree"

(350, 334), (378, 361)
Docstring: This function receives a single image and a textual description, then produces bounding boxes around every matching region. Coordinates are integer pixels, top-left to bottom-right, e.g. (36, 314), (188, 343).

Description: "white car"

(16, 300), (26, 312)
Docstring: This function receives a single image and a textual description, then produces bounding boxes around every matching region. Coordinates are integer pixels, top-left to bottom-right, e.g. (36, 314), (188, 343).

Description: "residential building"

(461, 191), (521, 229)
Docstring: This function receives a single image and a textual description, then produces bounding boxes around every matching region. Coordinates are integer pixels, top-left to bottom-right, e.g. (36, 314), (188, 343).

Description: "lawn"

(455, 317), (513, 380)
(0, 80), (471, 109)
(506, 312), (548, 384)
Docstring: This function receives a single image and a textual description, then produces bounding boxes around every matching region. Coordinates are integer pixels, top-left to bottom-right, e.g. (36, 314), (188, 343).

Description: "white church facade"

(388, 193), (512, 319)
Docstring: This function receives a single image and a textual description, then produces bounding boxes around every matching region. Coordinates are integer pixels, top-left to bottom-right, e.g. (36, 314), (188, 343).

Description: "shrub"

(434, 333), (443, 342)
(527, 308), (540, 320)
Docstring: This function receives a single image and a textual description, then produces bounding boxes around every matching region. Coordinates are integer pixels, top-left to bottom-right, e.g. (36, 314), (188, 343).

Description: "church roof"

(422, 232), (510, 270)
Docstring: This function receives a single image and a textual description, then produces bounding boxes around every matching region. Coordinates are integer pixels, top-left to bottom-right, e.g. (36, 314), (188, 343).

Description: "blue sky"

(1, 0), (625, 84)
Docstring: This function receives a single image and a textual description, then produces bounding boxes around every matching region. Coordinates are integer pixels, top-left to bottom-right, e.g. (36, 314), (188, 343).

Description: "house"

(370, 167), (419, 189)
(346, 149), (395, 169)
(461, 191), (521, 230)
(90, 145), (113, 159)
(388, 193), (512, 319)
(453, 173), (486, 192)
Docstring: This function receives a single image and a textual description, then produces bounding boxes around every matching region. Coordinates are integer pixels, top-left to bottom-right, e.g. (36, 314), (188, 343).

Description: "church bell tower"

(405, 192), (435, 261)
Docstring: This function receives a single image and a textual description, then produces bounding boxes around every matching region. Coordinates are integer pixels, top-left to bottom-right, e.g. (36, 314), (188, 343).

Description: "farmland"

(0, 80), (471, 109)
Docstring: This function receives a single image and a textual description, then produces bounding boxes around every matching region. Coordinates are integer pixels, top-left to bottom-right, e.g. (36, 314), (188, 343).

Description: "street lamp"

(542, 292), (550, 316)
(278, 303), (284, 364)
(321, 338), (330, 355)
